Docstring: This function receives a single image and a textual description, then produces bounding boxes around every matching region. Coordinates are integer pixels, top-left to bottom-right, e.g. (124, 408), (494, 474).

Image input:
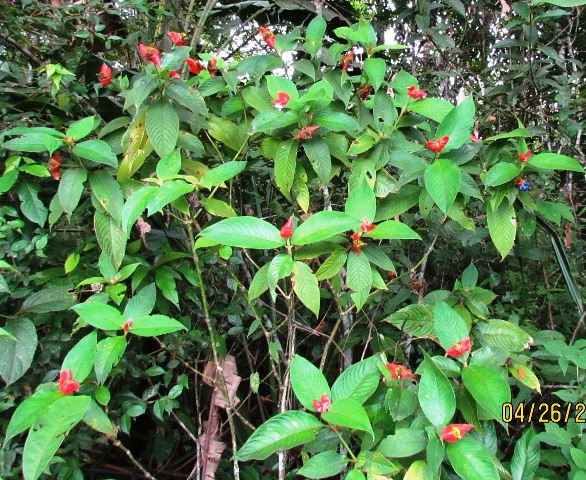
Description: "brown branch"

(0, 32), (43, 67)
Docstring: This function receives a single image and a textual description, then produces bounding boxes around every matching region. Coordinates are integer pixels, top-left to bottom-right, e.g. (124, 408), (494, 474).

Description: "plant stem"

(111, 438), (157, 480)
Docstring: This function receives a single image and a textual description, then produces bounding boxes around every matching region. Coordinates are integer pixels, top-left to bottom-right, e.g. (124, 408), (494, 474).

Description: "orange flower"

(518, 150), (532, 162)
(312, 393), (331, 413)
(440, 424), (473, 442)
(341, 51), (355, 70)
(386, 363), (415, 380)
(280, 216), (294, 238)
(97, 63), (112, 87)
(58, 370), (80, 395)
(294, 125), (320, 141)
(426, 135), (450, 153)
(138, 44), (161, 67)
(168, 31), (186, 46)
(186, 58), (206, 75)
(272, 91), (291, 110)
(407, 85), (427, 99)
(446, 337), (471, 357)
(259, 26), (276, 49)
(207, 58), (218, 77)
(47, 153), (61, 180)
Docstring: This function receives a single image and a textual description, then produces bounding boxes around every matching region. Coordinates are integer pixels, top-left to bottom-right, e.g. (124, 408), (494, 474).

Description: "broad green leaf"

(476, 320), (532, 352)
(314, 112), (359, 133)
(418, 358), (455, 427)
(303, 139), (331, 184)
(166, 82), (208, 116)
(233, 411), (323, 461)
(61, 331), (97, 383)
(94, 336), (127, 384)
(267, 254), (294, 300)
(461, 262), (478, 288)
(208, 117), (247, 152)
(122, 74), (158, 110)
(315, 248), (347, 281)
(378, 429), (427, 458)
(248, 264), (270, 301)
(532, 0), (586, 7)
(155, 267), (179, 307)
(362, 245), (395, 271)
(72, 302), (125, 330)
(0, 327), (16, 339)
(2, 133), (62, 154)
(347, 135), (376, 155)
(156, 149), (181, 179)
(424, 159), (461, 215)
(404, 460), (433, 480)
(200, 198), (237, 217)
(0, 318), (37, 386)
(484, 128), (532, 142)
(237, 56), (284, 79)
(16, 179), (47, 226)
(292, 261), (320, 317)
(89, 170), (124, 223)
(251, 110), (302, 132)
(528, 152), (584, 172)
(66, 116), (96, 140)
(23, 396), (91, 480)
(121, 186), (157, 235)
(511, 428), (540, 480)
(200, 161), (247, 189)
(433, 301), (469, 351)
(145, 100), (179, 158)
(331, 356), (379, 404)
(446, 436), (499, 480)
(321, 398), (374, 438)
(128, 315), (186, 336)
(364, 58), (387, 90)
(291, 211), (359, 246)
(118, 113), (152, 180)
(73, 140), (118, 167)
(364, 220), (421, 240)
(241, 86), (274, 112)
(58, 168), (87, 219)
(345, 469), (366, 480)
(435, 96), (475, 152)
(199, 217), (285, 249)
(274, 140), (297, 199)
(306, 15), (327, 42)
(83, 399), (116, 436)
(383, 304), (435, 337)
(0, 168), (19, 195)
(5, 389), (63, 441)
(94, 210), (126, 270)
(124, 283), (156, 320)
(147, 180), (194, 215)
(298, 451), (346, 479)
(408, 98), (454, 123)
(20, 286), (76, 314)
(485, 163), (521, 187)
(486, 202), (516, 259)
(290, 355), (331, 411)
(462, 365), (511, 423)
(347, 251), (372, 311)
(345, 180), (376, 223)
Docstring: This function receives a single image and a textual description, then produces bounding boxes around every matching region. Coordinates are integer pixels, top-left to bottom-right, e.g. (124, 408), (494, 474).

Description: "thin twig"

(111, 438), (157, 480)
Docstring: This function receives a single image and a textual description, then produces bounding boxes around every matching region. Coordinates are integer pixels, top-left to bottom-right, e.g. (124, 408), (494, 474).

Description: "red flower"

(360, 220), (376, 233)
(280, 216), (294, 239)
(470, 134), (481, 143)
(294, 125), (320, 141)
(518, 150), (532, 162)
(259, 26), (276, 49)
(388, 271), (397, 278)
(138, 44), (161, 67)
(407, 85), (427, 99)
(169, 70), (180, 79)
(440, 424), (474, 442)
(168, 31), (186, 46)
(312, 393), (331, 413)
(341, 51), (355, 71)
(446, 337), (471, 357)
(97, 63), (112, 87)
(186, 58), (206, 75)
(58, 370), (80, 395)
(349, 232), (366, 255)
(386, 363), (415, 380)
(272, 91), (291, 110)
(123, 319), (133, 333)
(207, 58), (218, 77)
(47, 153), (61, 180)
(357, 83), (372, 101)
(426, 135), (450, 153)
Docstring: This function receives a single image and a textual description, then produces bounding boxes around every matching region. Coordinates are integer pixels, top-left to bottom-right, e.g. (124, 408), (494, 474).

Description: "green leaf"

(237, 56), (284, 79)
(314, 112), (359, 133)
(94, 336), (127, 384)
(433, 301), (469, 351)
(418, 358), (456, 427)
(364, 58), (387, 90)
(424, 159), (461, 215)
(298, 451), (346, 479)
(16, 179), (48, 226)
(274, 140), (297, 199)
(461, 262), (478, 288)
(331, 356), (379, 404)
(61, 331), (96, 383)
(89, 170), (124, 224)
(290, 355), (331, 411)
(484, 128), (532, 142)
(129, 315), (186, 336)
(266, 75), (299, 101)
(241, 86), (274, 112)
(94, 210), (127, 270)
(155, 268), (179, 307)
(306, 15), (327, 42)
(462, 365), (511, 423)
(145, 100), (179, 158)
(248, 264), (270, 301)
(292, 211), (359, 246)
(292, 261), (320, 317)
(0, 168), (19, 195)
(486, 202), (516, 260)
(2, 133), (62, 154)
(528, 152), (584, 172)
(435, 96), (475, 152)
(345, 180), (376, 223)
(404, 460), (433, 480)
(156, 149), (182, 179)
(22, 395), (91, 480)
(200, 198), (237, 217)
(446, 436), (499, 480)
(83, 399), (116, 436)
(383, 304), (435, 337)
(408, 98), (454, 123)
(511, 428), (540, 480)
(72, 302), (125, 330)
(58, 168), (87, 219)
(345, 469), (366, 480)
(166, 82), (208, 116)
(124, 283), (156, 320)
(378, 429), (427, 458)
(147, 180), (194, 215)
(5, 389), (63, 442)
(303, 138), (331, 184)
(73, 140), (118, 167)
(233, 411), (323, 461)
(121, 186), (157, 235)
(365, 220), (421, 240)
(485, 163), (521, 187)
(0, 318), (37, 386)
(347, 135), (376, 155)
(321, 398), (374, 438)
(199, 216), (285, 249)
(315, 248), (347, 281)
(251, 110), (302, 133)
(20, 286), (76, 314)
(200, 161), (247, 189)
(532, 0), (586, 6)
(347, 251), (372, 311)
(208, 117), (247, 152)
(476, 320), (532, 352)
(267, 254), (294, 300)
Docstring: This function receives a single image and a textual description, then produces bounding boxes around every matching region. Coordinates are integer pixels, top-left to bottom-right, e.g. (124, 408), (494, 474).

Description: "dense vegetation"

(1, 1), (585, 479)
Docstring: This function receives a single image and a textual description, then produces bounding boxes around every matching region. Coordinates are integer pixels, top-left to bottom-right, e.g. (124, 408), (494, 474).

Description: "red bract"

(349, 232), (366, 255)
(97, 63), (112, 87)
(123, 319), (133, 333)
(341, 51), (355, 70)
(47, 153), (61, 180)
(294, 125), (320, 141)
(358, 83), (371, 101)
(280, 216), (294, 239)
(207, 58), (218, 77)
(386, 363), (415, 380)
(360, 220), (376, 233)
(519, 150), (532, 162)
(440, 424), (474, 442)
(168, 31), (186, 46)
(407, 85), (427, 99)
(388, 271), (397, 278)
(470, 134), (481, 143)
(446, 337), (471, 357)
(426, 135), (450, 153)
(138, 44), (161, 67)
(169, 70), (180, 79)
(312, 393), (331, 413)
(272, 91), (290, 110)
(259, 26), (276, 49)
(58, 370), (80, 395)
(186, 58), (206, 75)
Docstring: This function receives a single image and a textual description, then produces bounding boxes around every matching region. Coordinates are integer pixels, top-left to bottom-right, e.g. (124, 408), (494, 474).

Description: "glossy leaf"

(72, 302), (125, 330)
(298, 450), (346, 479)
(0, 318), (37, 386)
(94, 210), (126, 270)
(347, 251), (372, 311)
(321, 398), (374, 438)
(58, 168), (87, 219)
(128, 315), (186, 336)
(303, 138), (331, 184)
(199, 216), (285, 249)
(364, 220), (421, 240)
(121, 186), (157, 235)
(94, 336), (127, 384)
(17, 179), (47, 226)
(378, 429), (427, 458)
(291, 211), (359, 246)
(418, 358), (455, 427)
(476, 320), (532, 352)
(2, 133), (62, 154)
(364, 58), (386, 90)
(200, 198), (237, 217)
(73, 140), (118, 167)
(345, 180), (376, 223)
(528, 152), (584, 172)
(89, 170), (124, 223)
(5, 389), (63, 442)
(424, 159), (461, 215)
(487, 201), (516, 260)
(446, 436), (499, 480)
(274, 140), (297, 199)
(61, 331), (97, 383)
(315, 248), (347, 281)
(331, 357), (379, 404)
(292, 261), (320, 317)
(485, 163), (521, 187)
(200, 161), (247, 189)
(145, 100), (179, 158)
(83, 399), (116, 436)
(435, 96), (475, 152)
(314, 112), (359, 133)
(434, 301), (469, 351)
(511, 428), (540, 480)
(462, 365), (511, 423)
(248, 264), (270, 301)
(66, 116), (96, 140)
(290, 355), (331, 411)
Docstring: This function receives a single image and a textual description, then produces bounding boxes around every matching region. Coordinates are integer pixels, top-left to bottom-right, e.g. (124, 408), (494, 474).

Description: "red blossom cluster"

(445, 337), (471, 357)
(259, 26), (276, 49)
(58, 370), (80, 395)
(312, 393), (331, 413)
(426, 135), (450, 153)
